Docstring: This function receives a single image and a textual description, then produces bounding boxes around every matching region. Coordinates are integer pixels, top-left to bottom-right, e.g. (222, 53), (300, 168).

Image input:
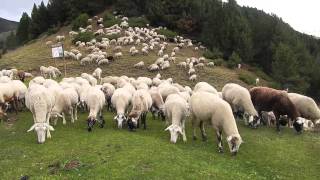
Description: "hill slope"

(0, 17), (18, 33)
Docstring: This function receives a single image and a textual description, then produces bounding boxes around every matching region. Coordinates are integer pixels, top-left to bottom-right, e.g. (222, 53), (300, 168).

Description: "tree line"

(6, 0), (320, 101)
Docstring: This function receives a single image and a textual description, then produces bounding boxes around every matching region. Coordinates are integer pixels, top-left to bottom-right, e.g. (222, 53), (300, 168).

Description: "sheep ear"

(165, 125), (173, 131)
(114, 116), (117, 120)
(46, 124), (55, 131)
(27, 124), (36, 132)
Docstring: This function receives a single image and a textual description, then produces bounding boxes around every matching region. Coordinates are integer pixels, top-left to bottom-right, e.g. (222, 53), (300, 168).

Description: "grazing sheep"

(114, 52), (123, 59)
(164, 94), (188, 143)
(148, 64), (159, 72)
(190, 91), (242, 155)
(111, 88), (133, 128)
(288, 93), (320, 124)
(188, 68), (196, 75)
(193, 82), (218, 95)
(207, 62), (215, 67)
(177, 62), (187, 69)
(195, 63), (204, 69)
(189, 74), (197, 82)
(250, 87), (303, 133)
(222, 83), (259, 127)
(98, 59), (109, 65)
(26, 84), (55, 144)
(128, 89), (153, 130)
(101, 83), (115, 111)
(149, 87), (165, 121)
(92, 68), (102, 80)
(85, 86), (106, 131)
(134, 61), (145, 68)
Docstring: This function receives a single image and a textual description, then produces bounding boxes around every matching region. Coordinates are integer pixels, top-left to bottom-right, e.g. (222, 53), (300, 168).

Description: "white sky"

(0, 0), (319, 37)
(236, 0), (320, 37)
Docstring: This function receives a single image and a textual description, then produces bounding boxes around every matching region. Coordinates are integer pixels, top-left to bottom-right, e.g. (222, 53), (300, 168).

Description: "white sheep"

(26, 84), (55, 143)
(114, 52), (123, 59)
(190, 91), (243, 155)
(207, 62), (215, 67)
(148, 64), (159, 72)
(134, 61), (145, 68)
(188, 68), (196, 75)
(85, 86), (106, 131)
(98, 59), (109, 66)
(149, 87), (165, 120)
(111, 88), (133, 128)
(164, 94), (188, 143)
(177, 62), (187, 69)
(222, 83), (259, 127)
(128, 89), (153, 130)
(193, 82), (218, 95)
(92, 68), (102, 80)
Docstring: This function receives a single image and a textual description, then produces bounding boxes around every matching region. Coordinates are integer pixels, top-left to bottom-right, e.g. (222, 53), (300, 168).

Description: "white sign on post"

(51, 44), (64, 58)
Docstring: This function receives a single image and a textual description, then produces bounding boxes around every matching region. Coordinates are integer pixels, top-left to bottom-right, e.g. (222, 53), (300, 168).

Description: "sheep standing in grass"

(148, 64), (159, 72)
(114, 52), (123, 59)
(189, 74), (197, 82)
(134, 61), (145, 68)
(164, 94), (188, 143)
(149, 87), (165, 121)
(190, 91), (243, 155)
(85, 86), (106, 132)
(101, 83), (115, 111)
(222, 83), (259, 127)
(207, 62), (214, 67)
(92, 68), (102, 80)
(288, 93), (320, 125)
(111, 88), (133, 128)
(250, 87), (303, 133)
(26, 84), (55, 144)
(128, 89), (153, 130)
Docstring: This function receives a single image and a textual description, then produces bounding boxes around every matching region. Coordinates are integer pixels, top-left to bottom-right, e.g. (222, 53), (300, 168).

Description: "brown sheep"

(249, 87), (304, 133)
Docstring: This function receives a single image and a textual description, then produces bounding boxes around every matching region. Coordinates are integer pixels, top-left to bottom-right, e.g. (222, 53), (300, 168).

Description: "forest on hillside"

(5, 0), (320, 100)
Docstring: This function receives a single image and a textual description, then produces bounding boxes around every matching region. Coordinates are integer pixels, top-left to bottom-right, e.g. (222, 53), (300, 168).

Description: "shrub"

(72, 32), (94, 44)
(47, 26), (59, 35)
(203, 48), (223, 60)
(213, 58), (225, 66)
(227, 52), (242, 69)
(128, 17), (150, 27)
(239, 72), (256, 85)
(104, 18), (121, 28)
(156, 29), (178, 39)
(71, 13), (89, 31)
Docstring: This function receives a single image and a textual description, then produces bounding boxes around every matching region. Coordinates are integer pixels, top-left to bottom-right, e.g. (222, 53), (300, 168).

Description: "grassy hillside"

(0, 20), (319, 179)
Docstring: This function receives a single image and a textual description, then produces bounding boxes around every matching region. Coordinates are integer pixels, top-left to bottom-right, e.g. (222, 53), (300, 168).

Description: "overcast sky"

(1, 0), (319, 37)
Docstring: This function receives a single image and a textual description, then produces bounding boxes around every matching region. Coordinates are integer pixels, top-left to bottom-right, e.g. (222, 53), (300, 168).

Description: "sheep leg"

(192, 117), (198, 140)
(216, 130), (223, 153)
(274, 113), (281, 133)
(182, 118), (187, 142)
(74, 105), (78, 121)
(62, 112), (66, 125)
(200, 121), (207, 141)
(13, 99), (18, 115)
(46, 112), (52, 139)
(70, 108), (74, 123)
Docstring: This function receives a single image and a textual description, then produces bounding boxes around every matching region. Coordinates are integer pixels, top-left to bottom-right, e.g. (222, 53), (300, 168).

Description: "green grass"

(0, 111), (319, 179)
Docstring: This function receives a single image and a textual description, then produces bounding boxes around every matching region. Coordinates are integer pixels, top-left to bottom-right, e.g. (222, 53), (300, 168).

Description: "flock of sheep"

(1, 15), (319, 157)
(46, 15), (210, 83)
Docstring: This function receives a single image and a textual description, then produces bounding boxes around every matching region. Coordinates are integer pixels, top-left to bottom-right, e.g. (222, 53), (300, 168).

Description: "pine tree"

(16, 12), (31, 44)
(5, 31), (18, 49)
(30, 3), (40, 38)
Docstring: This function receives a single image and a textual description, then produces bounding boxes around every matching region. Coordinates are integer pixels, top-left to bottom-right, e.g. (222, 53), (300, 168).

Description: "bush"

(227, 52), (242, 69)
(156, 29), (178, 39)
(104, 18), (121, 28)
(72, 13), (89, 31)
(47, 26), (59, 35)
(128, 17), (150, 27)
(72, 32), (94, 44)
(213, 58), (225, 66)
(239, 72), (256, 85)
(203, 48), (223, 60)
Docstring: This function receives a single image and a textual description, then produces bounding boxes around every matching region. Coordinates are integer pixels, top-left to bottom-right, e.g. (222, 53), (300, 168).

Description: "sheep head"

(27, 123), (54, 144)
(293, 117), (305, 134)
(87, 117), (96, 132)
(227, 135), (242, 156)
(114, 114), (127, 129)
(165, 125), (182, 143)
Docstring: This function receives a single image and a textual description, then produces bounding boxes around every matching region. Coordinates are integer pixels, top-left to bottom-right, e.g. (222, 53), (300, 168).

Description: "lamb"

(288, 93), (320, 124)
(250, 87), (304, 133)
(128, 89), (153, 130)
(85, 86), (106, 131)
(114, 52), (123, 59)
(189, 74), (197, 82)
(111, 88), (133, 128)
(164, 94), (188, 143)
(134, 61), (145, 68)
(92, 68), (102, 80)
(190, 91), (243, 155)
(222, 83), (259, 127)
(177, 62), (187, 69)
(26, 84), (55, 144)
(193, 82), (218, 95)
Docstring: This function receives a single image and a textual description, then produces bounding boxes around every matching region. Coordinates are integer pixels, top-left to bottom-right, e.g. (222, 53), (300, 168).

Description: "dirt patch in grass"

(64, 160), (82, 171)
